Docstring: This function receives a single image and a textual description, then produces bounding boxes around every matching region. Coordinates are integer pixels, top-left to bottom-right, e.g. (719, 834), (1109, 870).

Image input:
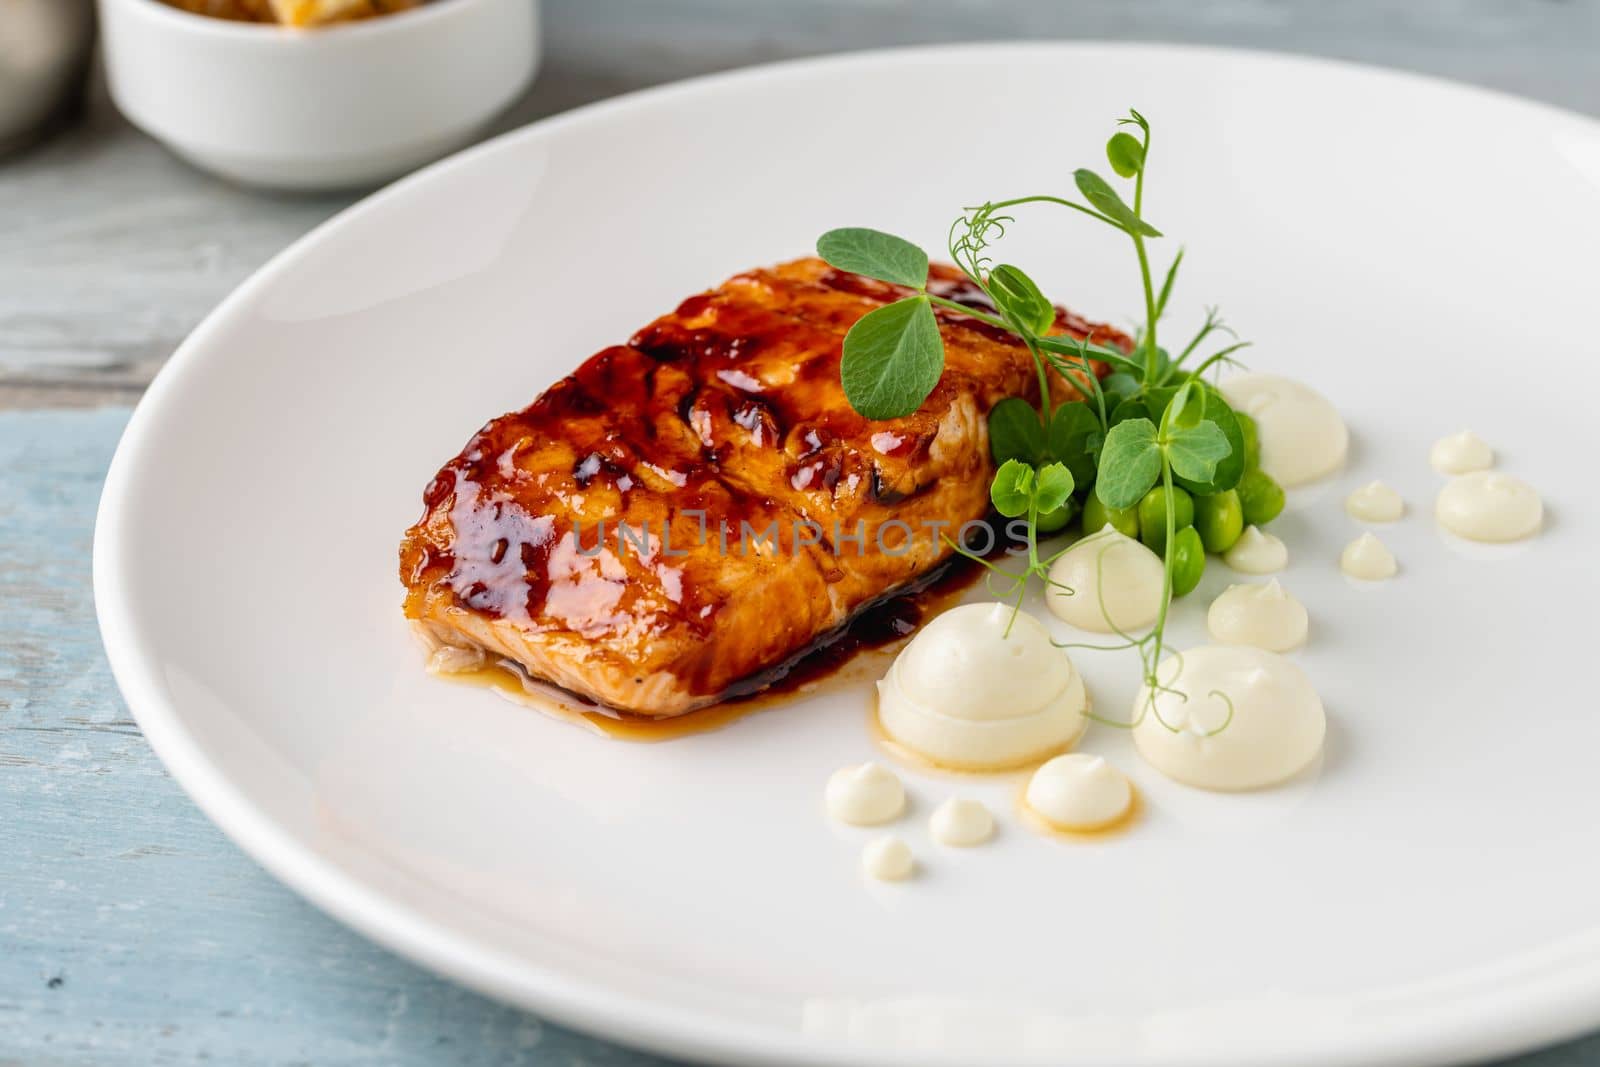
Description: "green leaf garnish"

(1164, 380), (1204, 430)
(822, 106), (1252, 738)
(990, 458), (1035, 518)
(1072, 169), (1162, 238)
(839, 296), (944, 419)
(1108, 395), (1151, 427)
(1175, 391), (1245, 495)
(1095, 418), (1161, 509)
(1163, 421), (1231, 484)
(1102, 372), (1141, 404)
(1047, 401), (1101, 484)
(1106, 132), (1145, 178)
(816, 228), (930, 288)
(988, 397), (1046, 465)
(1034, 462), (1076, 515)
(1141, 385), (1176, 420)
(987, 263), (1055, 336)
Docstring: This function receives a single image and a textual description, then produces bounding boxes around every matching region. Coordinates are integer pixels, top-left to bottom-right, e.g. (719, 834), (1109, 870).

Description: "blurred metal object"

(0, 0), (96, 156)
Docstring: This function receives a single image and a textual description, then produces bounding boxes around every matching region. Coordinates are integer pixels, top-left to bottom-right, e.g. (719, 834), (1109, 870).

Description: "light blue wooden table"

(5, 2), (1600, 1063)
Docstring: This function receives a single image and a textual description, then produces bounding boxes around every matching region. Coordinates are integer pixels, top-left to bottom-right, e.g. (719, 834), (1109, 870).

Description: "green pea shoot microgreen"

(816, 108), (1263, 731)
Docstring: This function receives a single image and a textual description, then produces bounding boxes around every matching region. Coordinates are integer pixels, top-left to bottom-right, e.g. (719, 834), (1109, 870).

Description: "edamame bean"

(1194, 489), (1245, 553)
(1137, 485), (1194, 554)
(1235, 410), (1261, 471)
(1237, 468), (1285, 526)
(1083, 490), (1139, 540)
(1035, 498), (1078, 534)
(1169, 526), (1206, 597)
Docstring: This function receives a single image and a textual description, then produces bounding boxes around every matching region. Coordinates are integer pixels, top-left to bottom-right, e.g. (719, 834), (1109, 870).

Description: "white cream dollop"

(1132, 645), (1325, 791)
(1024, 753), (1133, 831)
(1430, 431), (1494, 475)
(1344, 480), (1404, 522)
(1340, 532), (1397, 580)
(928, 797), (994, 847)
(862, 836), (915, 881)
(1206, 580), (1308, 652)
(1435, 471), (1543, 542)
(1044, 524), (1165, 633)
(1219, 372), (1349, 487)
(877, 603), (1087, 771)
(1223, 525), (1288, 574)
(824, 762), (905, 826)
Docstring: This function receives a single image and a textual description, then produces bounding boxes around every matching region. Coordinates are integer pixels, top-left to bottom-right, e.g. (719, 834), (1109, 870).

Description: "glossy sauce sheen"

(400, 257), (1125, 716)
(447, 548), (988, 741)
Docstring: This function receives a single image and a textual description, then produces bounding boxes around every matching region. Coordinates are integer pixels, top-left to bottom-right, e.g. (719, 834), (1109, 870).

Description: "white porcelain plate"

(95, 44), (1600, 1067)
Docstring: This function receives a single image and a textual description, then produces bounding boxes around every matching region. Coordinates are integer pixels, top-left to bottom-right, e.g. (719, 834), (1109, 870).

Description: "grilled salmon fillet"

(400, 257), (1127, 717)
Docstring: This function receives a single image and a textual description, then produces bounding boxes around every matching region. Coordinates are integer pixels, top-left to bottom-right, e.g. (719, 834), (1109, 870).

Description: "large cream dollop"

(877, 603), (1087, 771)
(1024, 753), (1133, 831)
(1223, 525), (1288, 574)
(1206, 580), (1308, 651)
(1044, 525), (1165, 633)
(1436, 471), (1543, 542)
(1219, 372), (1348, 487)
(1430, 431), (1493, 475)
(1132, 645), (1326, 791)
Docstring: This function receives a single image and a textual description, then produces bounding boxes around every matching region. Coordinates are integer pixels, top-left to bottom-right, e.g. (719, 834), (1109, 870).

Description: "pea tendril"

(816, 108), (1279, 732)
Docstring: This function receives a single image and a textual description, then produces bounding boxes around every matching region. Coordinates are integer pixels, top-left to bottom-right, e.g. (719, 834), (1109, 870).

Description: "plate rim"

(92, 39), (1600, 1067)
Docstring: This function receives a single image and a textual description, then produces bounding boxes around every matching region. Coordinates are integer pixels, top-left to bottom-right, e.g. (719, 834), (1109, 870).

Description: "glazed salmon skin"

(400, 257), (1125, 717)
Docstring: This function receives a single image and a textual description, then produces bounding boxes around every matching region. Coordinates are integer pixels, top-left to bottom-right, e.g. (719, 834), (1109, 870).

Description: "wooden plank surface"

(0, 408), (682, 1066)
(4, 1), (1600, 1063)
(5, 0), (1600, 405)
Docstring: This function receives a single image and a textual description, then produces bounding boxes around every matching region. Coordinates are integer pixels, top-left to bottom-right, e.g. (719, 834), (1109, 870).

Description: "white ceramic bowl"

(97, 0), (539, 190)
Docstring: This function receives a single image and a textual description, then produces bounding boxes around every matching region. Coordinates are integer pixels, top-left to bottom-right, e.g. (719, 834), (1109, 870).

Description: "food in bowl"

(161, 0), (423, 26)
(99, 0), (538, 188)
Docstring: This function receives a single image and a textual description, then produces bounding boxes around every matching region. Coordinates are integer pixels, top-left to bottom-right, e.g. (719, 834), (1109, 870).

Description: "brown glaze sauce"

(444, 539), (1001, 741)
(720, 541), (993, 702)
(403, 258), (1130, 716)
(408, 261), (1108, 635)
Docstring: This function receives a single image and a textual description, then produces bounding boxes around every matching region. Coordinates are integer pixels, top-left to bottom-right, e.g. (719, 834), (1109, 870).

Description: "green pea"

(1236, 468), (1285, 526)
(1193, 489), (1244, 553)
(1082, 489), (1139, 540)
(1137, 485), (1194, 554)
(1234, 410), (1261, 472)
(1169, 526), (1205, 597)
(1035, 498), (1077, 534)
